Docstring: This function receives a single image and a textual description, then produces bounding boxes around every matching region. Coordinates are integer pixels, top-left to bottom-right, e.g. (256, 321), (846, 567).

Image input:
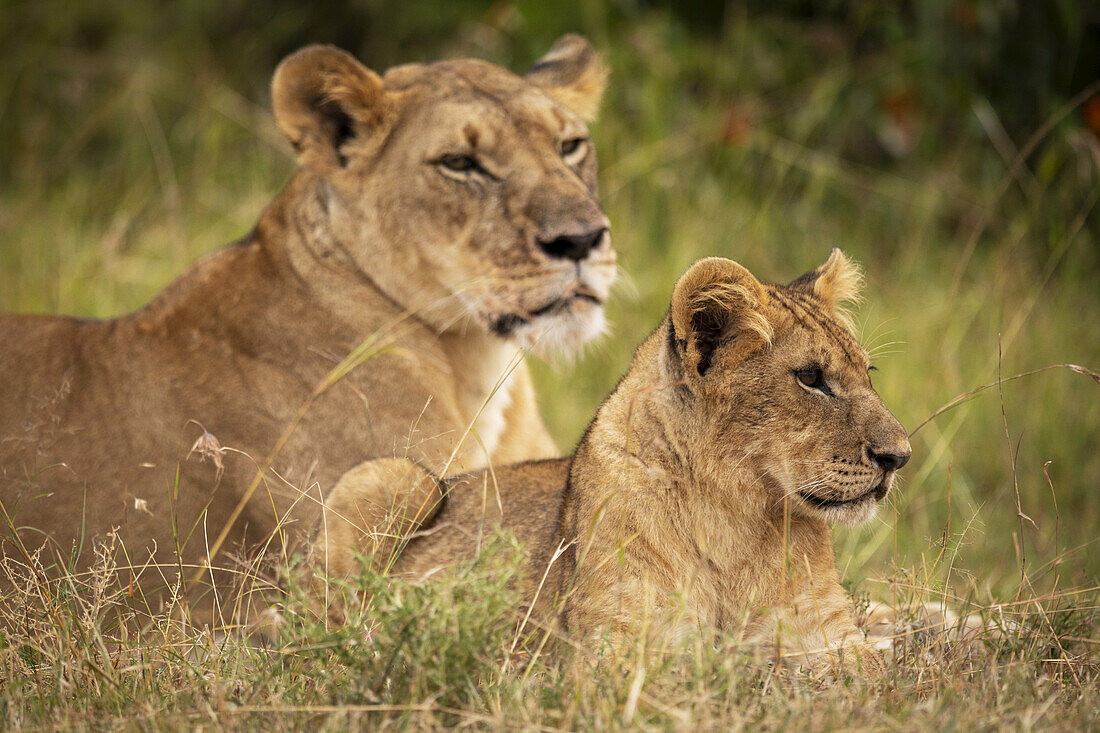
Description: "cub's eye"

(795, 367), (834, 396)
(560, 137), (588, 164)
(438, 154), (480, 173)
(796, 368), (823, 389)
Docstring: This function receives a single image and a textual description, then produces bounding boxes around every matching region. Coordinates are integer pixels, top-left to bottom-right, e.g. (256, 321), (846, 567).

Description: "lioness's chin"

(515, 299), (607, 355)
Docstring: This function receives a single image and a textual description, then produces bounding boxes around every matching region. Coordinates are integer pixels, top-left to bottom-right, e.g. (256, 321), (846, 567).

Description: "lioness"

(319, 250), (910, 672)
(0, 36), (615, 623)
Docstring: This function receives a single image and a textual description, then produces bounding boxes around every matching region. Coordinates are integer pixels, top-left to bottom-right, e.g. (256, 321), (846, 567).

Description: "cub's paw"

(315, 458), (442, 578)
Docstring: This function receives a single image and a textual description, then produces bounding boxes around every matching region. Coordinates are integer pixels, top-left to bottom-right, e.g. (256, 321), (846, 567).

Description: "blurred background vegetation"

(1, 0), (1097, 604)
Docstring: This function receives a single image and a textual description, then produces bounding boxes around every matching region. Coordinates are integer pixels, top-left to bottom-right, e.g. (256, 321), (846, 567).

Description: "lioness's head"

(662, 250), (911, 525)
(270, 36), (615, 353)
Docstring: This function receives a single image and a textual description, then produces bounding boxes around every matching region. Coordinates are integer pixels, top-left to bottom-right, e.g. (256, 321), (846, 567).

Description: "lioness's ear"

(271, 45), (387, 170)
(787, 248), (864, 326)
(525, 34), (608, 121)
(668, 258), (771, 379)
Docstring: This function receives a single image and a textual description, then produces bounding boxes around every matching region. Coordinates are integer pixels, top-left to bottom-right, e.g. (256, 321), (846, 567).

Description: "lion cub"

(318, 250), (910, 672)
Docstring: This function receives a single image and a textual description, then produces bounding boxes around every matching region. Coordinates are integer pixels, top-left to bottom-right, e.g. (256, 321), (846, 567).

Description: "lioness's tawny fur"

(0, 36), (616, 625)
(320, 251), (911, 673)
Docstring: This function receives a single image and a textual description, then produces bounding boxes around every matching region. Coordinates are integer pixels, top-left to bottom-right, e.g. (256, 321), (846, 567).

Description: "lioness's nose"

(865, 442), (912, 472)
(536, 227), (607, 262)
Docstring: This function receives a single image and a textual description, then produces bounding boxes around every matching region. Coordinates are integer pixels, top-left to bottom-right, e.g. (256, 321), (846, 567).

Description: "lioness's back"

(0, 314), (102, 436)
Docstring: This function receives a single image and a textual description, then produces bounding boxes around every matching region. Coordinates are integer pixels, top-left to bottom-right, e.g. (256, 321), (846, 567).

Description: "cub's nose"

(865, 442), (912, 472)
(536, 227), (607, 262)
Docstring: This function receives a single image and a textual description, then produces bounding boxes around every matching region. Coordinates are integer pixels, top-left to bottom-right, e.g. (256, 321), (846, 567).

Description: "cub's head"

(663, 250), (911, 525)
(270, 37), (615, 353)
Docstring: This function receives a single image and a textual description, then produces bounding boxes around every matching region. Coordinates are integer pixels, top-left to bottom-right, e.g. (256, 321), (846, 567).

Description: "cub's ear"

(271, 45), (387, 171)
(668, 258), (771, 380)
(787, 248), (863, 327)
(525, 34), (608, 122)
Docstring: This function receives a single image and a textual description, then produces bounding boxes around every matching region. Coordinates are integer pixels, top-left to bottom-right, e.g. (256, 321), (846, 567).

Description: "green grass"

(1, 0), (1098, 728)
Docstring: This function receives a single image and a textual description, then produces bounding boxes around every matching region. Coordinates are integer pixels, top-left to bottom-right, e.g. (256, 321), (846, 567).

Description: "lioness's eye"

(438, 154), (480, 173)
(561, 138), (583, 155)
(560, 137), (588, 163)
(795, 367), (834, 396)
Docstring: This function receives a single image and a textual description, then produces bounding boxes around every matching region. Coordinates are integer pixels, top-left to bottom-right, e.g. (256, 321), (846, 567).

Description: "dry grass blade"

(909, 362), (1100, 438)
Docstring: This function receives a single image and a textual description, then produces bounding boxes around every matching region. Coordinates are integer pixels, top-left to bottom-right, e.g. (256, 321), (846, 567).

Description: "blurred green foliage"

(0, 0), (1097, 601)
